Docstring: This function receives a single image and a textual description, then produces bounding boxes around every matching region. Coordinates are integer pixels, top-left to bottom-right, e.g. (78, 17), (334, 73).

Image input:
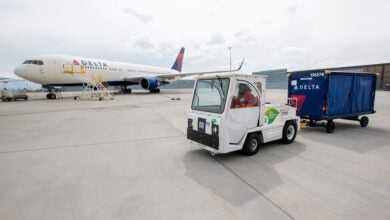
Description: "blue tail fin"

(171, 47), (185, 72)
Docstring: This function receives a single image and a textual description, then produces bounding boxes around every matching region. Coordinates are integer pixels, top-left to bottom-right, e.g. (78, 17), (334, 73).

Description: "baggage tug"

(187, 73), (300, 156)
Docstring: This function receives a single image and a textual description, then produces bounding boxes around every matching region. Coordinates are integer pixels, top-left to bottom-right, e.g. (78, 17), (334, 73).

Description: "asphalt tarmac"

(0, 89), (389, 219)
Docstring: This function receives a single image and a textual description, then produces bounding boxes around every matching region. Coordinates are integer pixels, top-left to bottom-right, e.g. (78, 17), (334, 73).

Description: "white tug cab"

(187, 73), (300, 156)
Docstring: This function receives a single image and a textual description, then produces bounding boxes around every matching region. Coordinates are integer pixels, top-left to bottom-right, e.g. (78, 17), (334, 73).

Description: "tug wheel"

(242, 133), (260, 156)
(281, 120), (297, 144)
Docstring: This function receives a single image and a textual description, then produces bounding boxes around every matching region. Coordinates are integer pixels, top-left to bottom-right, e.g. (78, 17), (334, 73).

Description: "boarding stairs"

(62, 64), (114, 100)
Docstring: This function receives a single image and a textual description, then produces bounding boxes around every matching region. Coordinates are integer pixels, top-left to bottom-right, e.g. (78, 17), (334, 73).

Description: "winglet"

(236, 58), (245, 71)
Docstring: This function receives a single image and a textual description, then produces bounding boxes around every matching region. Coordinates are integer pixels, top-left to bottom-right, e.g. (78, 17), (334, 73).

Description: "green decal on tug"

(264, 108), (280, 124)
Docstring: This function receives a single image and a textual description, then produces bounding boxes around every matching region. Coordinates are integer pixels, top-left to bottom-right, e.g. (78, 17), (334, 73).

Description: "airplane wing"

(123, 58), (245, 83)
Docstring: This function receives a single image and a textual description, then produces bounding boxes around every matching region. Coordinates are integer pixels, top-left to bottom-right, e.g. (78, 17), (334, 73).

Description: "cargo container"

(288, 70), (376, 133)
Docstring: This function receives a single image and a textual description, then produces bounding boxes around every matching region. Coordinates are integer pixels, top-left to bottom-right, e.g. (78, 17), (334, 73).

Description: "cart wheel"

(326, 120), (335, 133)
(242, 133), (260, 156)
(360, 116), (369, 127)
(281, 120), (297, 144)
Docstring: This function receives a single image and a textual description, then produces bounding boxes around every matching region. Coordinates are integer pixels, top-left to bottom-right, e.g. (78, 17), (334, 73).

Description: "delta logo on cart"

(290, 95), (306, 113)
(291, 80), (320, 90)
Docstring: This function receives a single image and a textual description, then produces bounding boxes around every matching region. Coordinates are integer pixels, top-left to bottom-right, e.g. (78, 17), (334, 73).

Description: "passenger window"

(32, 60), (38, 65)
(231, 82), (259, 109)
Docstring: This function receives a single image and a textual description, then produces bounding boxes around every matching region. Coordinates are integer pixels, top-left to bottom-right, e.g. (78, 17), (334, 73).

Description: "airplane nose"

(14, 66), (24, 77)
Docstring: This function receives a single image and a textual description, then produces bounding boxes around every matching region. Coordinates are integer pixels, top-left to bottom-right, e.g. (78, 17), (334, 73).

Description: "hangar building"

(253, 63), (390, 90)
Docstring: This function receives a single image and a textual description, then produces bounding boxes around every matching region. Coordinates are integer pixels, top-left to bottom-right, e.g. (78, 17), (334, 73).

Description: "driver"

(231, 84), (259, 108)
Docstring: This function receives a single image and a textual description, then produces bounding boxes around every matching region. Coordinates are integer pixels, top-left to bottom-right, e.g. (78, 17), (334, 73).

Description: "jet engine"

(140, 77), (159, 90)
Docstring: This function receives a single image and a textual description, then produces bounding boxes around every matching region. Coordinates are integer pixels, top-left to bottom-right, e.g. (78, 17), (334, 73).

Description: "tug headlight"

(212, 124), (219, 135)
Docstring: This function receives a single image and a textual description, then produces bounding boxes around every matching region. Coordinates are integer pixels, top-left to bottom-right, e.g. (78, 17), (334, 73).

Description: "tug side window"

(231, 82), (259, 109)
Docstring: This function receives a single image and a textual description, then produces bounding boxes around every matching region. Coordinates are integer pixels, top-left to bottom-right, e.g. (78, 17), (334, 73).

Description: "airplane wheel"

(123, 88), (132, 94)
(156, 88), (160, 93)
(47, 94), (56, 99)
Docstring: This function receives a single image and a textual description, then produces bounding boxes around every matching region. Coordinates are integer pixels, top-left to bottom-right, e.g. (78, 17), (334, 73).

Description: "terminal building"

(252, 68), (288, 89)
(253, 63), (390, 90)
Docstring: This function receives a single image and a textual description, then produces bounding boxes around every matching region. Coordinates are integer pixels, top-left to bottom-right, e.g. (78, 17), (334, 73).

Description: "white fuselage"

(14, 55), (179, 86)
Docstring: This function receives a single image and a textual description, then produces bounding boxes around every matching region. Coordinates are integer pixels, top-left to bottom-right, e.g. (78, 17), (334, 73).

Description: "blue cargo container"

(288, 70), (376, 133)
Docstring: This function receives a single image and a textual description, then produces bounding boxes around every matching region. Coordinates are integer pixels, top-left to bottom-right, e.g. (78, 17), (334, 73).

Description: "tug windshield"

(191, 78), (230, 114)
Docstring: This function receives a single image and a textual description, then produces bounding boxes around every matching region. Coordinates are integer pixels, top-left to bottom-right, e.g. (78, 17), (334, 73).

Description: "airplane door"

(225, 81), (260, 144)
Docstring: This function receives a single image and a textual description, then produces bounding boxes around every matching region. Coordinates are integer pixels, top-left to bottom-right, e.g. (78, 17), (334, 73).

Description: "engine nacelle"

(140, 77), (159, 90)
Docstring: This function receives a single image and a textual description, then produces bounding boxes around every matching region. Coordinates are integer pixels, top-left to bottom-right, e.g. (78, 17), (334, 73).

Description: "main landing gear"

(121, 85), (132, 94)
(45, 86), (62, 99)
(149, 88), (160, 93)
(46, 93), (56, 99)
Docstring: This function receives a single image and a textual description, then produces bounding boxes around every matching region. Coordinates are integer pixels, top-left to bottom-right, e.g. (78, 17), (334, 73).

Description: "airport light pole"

(228, 47), (232, 73)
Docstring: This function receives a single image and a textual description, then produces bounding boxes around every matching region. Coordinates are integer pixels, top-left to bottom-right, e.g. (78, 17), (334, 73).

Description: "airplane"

(14, 48), (244, 99)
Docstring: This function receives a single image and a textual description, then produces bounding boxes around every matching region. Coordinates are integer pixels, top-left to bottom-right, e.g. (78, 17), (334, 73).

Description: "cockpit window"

(23, 60), (43, 65)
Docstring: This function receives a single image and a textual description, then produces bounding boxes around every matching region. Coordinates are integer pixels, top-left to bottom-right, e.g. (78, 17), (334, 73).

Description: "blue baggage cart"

(288, 70), (376, 133)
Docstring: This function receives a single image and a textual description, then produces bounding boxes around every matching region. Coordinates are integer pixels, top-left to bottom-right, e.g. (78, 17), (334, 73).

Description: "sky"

(0, 0), (390, 79)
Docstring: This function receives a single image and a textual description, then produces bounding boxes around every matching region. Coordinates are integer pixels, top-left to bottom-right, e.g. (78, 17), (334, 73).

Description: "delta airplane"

(14, 48), (243, 99)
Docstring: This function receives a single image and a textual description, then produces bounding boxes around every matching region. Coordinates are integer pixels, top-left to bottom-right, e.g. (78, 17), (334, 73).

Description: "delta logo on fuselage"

(73, 59), (108, 68)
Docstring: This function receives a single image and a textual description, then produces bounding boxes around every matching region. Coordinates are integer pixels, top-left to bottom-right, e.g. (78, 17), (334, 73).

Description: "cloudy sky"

(1, 0), (389, 78)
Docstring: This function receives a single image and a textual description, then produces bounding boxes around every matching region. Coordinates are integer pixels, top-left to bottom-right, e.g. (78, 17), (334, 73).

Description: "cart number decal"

(199, 121), (205, 129)
(198, 118), (206, 133)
